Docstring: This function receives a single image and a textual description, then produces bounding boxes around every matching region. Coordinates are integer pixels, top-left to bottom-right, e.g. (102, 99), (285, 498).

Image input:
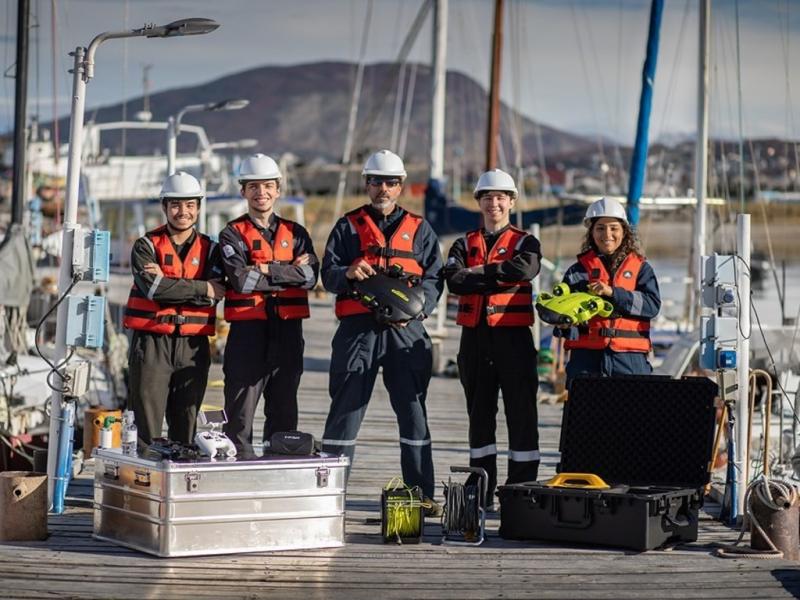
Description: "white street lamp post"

(47, 18), (219, 512)
(165, 98), (249, 234)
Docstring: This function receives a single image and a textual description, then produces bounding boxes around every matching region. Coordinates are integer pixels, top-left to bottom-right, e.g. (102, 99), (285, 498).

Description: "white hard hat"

(238, 153), (282, 182)
(583, 197), (628, 227)
(362, 149), (407, 178)
(473, 168), (518, 199)
(160, 171), (203, 199)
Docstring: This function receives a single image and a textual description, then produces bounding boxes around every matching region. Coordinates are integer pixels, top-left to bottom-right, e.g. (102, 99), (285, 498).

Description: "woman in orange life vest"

(443, 169), (541, 509)
(123, 172), (225, 445)
(554, 197), (661, 388)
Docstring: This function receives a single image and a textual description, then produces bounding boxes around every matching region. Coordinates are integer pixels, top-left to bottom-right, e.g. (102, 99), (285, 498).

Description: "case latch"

(186, 471), (201, 492)
(103, 463), (119, 480)
(316, 467), (330, 488)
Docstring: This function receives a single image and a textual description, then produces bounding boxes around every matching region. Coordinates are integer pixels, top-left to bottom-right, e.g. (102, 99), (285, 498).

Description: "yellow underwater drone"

(535, 283), (614, 326)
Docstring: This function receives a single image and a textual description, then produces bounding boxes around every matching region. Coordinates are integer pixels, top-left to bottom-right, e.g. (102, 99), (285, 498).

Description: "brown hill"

(61, 61), (594, 171)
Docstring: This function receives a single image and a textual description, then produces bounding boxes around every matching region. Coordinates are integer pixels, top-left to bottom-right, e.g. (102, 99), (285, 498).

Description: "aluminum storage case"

(93, 448), (348, 557)
(498, 375), (718, 551)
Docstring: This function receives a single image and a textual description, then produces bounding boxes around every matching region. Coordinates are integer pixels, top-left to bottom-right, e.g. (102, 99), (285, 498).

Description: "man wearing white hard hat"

(554, 197), (661, 387)
(443, 168), (542, 509)
(219, 153), (318, 453)
(124, 171), (225, 445)
(320, 149), (443, 514)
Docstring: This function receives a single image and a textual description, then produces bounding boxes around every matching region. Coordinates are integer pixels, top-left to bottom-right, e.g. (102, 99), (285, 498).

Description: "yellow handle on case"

(544, 472), (610, 489)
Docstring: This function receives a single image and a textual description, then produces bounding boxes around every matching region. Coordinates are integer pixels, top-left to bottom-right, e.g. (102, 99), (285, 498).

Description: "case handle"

(544, 473), (610, 490)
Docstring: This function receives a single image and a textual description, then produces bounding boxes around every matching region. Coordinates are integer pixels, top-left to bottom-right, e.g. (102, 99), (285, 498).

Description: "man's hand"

(388, 320), (410, 330)
(345, 260), (376, 281)
(258, 263), (270, 275)
(143, 262), (163, 277)
(292, 253), (311, 266)
(206, 280), (226, 300)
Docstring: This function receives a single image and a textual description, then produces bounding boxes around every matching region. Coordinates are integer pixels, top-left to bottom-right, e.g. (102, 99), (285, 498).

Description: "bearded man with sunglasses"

(320, 150), (443, 514)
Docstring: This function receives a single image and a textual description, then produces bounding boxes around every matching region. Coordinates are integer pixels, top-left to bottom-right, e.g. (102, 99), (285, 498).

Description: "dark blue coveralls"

(219, 214), (319, 452)
(320, 204), (443, 499)
(554, 254), (661, 387)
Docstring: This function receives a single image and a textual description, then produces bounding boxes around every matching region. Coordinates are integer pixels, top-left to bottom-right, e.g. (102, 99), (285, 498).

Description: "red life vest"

(564, 250), (651, 353)
(223, 216), (310, 321)
(335, 207), (424, 318)
(123, 226), (216, 336)
(455, 226), (534, 328)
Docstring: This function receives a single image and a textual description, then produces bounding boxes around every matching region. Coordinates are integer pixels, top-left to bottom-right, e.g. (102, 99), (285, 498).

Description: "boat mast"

(11, 0), (31, 228)
(430, 0), (447, 183)
(626, 0), (664, 227)
(485, 0), (504, 171)
(690, 0), (711, 327)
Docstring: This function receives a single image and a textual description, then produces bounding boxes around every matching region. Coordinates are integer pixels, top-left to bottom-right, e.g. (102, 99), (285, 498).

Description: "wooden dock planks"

(1, 298), (798, 599)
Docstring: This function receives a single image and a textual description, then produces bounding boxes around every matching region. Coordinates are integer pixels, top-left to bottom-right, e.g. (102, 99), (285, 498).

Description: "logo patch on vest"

(191, 257), (200, 266)
(253, 239), (262, 251)
(622, 270), (633, 279)
(497, 247), (507, 255)
(401, 233), (410, 241)
(164, 254), (174, 266)
(281, 240), (289, 248)
(591, 268), (601, 278)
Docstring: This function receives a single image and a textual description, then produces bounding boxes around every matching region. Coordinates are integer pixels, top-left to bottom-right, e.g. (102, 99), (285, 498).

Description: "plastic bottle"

(99, 416), (117, 450)
(122, 410), (138, 457)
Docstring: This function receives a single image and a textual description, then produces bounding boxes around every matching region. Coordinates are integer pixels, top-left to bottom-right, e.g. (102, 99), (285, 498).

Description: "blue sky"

(1, 0), (799, 145)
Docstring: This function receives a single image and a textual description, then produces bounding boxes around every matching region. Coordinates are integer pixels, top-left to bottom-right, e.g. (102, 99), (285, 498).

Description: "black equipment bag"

(269, 431), (316, 456)
(498, 375), (718, 551)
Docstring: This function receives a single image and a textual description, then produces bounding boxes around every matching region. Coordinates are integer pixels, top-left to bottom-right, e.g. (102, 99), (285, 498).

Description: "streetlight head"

(209, 98), (250, 112)
(148, 18), (220, 38)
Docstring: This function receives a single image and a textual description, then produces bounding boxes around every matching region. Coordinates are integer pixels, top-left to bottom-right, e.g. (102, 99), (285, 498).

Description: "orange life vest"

(564, 250), (651, 352)
(123, 226), (216, 336)
(223, 216), (310, 321)
(455, 226), (534, 328)
(335, 207), (424, 318)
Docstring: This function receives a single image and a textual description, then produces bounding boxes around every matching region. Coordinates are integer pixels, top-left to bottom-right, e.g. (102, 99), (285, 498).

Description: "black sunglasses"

(366, 176), (402, 188)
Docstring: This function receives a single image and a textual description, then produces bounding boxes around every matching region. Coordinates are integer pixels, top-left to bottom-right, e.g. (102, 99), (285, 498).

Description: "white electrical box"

(72, 225), (111, 283)
(701, 254), (736, 310)
(63, 360), (92, 398)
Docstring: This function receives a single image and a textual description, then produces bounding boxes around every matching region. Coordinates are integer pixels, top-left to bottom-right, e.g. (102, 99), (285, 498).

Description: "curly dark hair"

(580, 218), (643, 273)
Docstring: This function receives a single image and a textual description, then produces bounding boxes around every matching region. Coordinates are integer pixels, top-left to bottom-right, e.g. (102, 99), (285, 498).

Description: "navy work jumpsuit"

(219, 214), (318, 451)
(320, 204), (443, 499)
(444, 226), (542, 505)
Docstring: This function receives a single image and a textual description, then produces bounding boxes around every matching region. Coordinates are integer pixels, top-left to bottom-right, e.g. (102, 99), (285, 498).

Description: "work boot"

(423, 496), (443, 518)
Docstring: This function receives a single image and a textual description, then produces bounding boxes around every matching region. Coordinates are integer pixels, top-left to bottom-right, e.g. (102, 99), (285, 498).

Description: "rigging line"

(34, 0), (40, 122)
(49, 0), (58, 161)
(749, 135), (786, 313)
(568, 1), (607, 173)
(517, 3), (549, 201)
(777, 0), (800, 191)
(390, 62), (406, 150)
(120, 0), (129, 169)
(509, 0), (524, 175)
(2, 0), (11, 129)
(652, 0), (691, 144)
(332, 0), (373, 224)
(352, 0), (432, 151)
(614, 0), (623, 140)
(734, 0), (745, 214)
(397, 62), (417, 159)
